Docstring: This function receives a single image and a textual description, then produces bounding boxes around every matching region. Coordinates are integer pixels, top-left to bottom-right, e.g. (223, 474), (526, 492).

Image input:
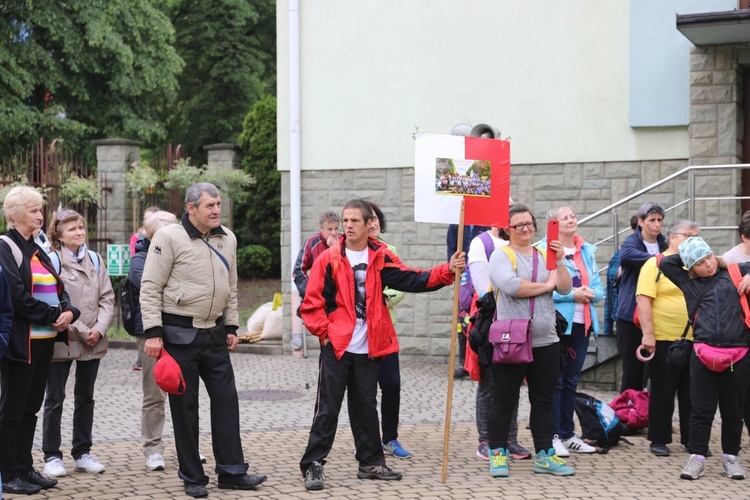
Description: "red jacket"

(301, 236), (455, 359)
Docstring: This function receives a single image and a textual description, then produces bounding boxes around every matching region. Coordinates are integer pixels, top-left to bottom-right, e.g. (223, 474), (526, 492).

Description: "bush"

(237, 245), (273, 278)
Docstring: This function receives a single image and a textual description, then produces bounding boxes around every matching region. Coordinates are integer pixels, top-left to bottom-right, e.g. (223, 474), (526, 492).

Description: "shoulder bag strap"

(529, 247), (539, 319)
(200, 238), (229, 271)
(728, 263), (750, 328)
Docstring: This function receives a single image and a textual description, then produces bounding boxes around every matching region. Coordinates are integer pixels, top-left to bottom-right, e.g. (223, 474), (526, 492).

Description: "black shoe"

(2, 477), (42, 495)
(23, 469), (58, 489)
(453, 366), (469, 379)
(357, 464), (402, 481)
(184, 483), (208, 498)
(650, 443), (670, 457)
(217, 473), (267, 490)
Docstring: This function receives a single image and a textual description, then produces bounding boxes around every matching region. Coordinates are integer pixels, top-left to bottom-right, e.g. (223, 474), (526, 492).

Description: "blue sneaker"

(534, 448), (575, 476)
(489, 448), (509, 477)
(383, 440), (412, 459)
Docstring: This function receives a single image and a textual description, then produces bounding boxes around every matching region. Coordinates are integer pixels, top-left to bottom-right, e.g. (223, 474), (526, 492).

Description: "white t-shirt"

(722, 244), (750, 264)
(644, 240), (660, 256)
(346, 248), (369, 354)
(467, 232), (508, 296)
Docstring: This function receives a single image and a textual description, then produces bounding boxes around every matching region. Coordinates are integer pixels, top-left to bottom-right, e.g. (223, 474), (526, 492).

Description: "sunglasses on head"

(56, 209), (80, 222)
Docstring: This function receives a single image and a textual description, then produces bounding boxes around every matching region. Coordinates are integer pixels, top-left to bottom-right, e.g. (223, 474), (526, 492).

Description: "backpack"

(727, 263), (750, 329)
(575, 392), (623, 449)
(120, 277), (139, 335)
(459, 231), (494, 311)
(609, 389), (649, 429)
(48, 250), (100, 275)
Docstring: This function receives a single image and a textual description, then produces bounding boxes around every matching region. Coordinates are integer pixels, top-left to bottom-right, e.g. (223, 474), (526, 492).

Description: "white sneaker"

(562, 434), (596, 453)
(552, 434), (570, 457)
(43, 457), (67, 477)
(146, 454), (165, 471)
(199, 454), (207, 464)
(74, 453), (105, 473)
(723, 454), (746, 480)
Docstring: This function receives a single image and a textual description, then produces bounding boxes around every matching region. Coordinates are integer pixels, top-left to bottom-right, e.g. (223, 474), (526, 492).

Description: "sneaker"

(132, 360), (142, 370)
(304, 461), (325, 490)
(146, 454), (165, 471)
(723, 454), (746, 480)
(489, 448), (509, 477)
(534, 448), (575, 476)
(73, 453), (105, 473)
(44, 457), (67, 477)
(199, 453), (207, 463)
(22, 469), (58, 489)
(507, 441), (532, 459)
(357, 464), (402, 481)
(562, 434), (596, 454)
(477, 441), (490, 460)
(383, 439), (412, 459)
(454, 366), (469, 379)
(552, 435), (570, 458)
(680, 454), (705, 480)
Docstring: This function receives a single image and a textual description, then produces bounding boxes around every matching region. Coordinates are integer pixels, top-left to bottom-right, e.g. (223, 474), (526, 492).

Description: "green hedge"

(237, 245), (273, 278)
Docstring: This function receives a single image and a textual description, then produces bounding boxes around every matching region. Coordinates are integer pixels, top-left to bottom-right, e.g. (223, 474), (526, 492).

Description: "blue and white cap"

(678, 236), (713, 270)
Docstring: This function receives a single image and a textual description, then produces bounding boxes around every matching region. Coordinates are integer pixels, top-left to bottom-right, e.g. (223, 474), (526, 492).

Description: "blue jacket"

(616, 228), (668, 323)
(538, 235), (604, 336)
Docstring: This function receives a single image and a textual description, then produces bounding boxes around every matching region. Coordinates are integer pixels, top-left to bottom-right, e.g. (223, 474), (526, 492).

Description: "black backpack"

(574, 392), (623, 451)
(120, 277), (139, 335)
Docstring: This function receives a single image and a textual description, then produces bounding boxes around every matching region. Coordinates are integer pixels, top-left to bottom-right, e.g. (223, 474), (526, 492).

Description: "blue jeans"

(552, 323), (590, 440)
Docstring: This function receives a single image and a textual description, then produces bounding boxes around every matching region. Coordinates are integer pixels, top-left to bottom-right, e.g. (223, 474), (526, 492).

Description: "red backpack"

(609, 389), (649, 429)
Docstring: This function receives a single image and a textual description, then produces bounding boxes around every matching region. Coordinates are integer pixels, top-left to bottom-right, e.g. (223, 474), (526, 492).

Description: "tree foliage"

(236, 95), (279, 276)
(0, 0), (184, 160)
(164, 0), (276, 164)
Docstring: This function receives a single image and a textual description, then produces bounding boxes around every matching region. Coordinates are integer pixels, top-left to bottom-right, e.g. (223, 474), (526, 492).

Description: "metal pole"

(689, 170), (695, 221)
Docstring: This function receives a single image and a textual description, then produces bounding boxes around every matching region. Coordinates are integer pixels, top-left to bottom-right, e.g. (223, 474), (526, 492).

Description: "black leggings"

(488, 342), (561, 453)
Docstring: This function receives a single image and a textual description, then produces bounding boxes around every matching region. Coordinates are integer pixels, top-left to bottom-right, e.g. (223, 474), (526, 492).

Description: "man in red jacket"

(298, 199), (466, 491)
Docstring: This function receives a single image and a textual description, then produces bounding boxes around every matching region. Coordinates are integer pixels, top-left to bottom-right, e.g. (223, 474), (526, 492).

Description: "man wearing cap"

(616, 202), (668, 393)
(140, 182), (266, 498)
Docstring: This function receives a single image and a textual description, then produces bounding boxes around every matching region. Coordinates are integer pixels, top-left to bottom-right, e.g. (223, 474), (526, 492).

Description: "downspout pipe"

(289, 0), (304, 352)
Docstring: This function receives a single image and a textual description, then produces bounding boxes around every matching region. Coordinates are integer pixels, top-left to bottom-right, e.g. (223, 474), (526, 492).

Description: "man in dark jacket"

(616, 202), (668, 392)
(299, 199), (466, 491)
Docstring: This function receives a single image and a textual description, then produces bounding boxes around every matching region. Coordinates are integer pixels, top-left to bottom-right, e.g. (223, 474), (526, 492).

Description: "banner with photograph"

(414, 134), (510, 227)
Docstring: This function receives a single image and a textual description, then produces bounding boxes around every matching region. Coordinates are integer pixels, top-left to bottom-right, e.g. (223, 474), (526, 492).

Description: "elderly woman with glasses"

(0, 187), (80, 495)
(486, 204), (574, 478)
(41, 209), (114, 478)
(538, 205), (603, 457)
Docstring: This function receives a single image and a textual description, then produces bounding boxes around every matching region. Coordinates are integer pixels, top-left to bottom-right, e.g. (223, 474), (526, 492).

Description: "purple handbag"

(488, 248), (539, 364)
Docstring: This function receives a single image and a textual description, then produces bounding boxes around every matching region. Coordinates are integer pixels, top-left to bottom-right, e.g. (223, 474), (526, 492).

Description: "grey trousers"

(137, 336), (167, 458)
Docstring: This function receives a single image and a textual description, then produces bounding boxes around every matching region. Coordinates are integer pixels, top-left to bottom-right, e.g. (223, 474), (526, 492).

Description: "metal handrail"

(577, 162), (750, 272)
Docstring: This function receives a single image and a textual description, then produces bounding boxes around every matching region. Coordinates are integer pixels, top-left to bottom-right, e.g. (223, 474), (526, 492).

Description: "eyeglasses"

(511, 222), (535, 230)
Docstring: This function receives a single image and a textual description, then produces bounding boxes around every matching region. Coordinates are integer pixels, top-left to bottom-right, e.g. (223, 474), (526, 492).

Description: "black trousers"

(617, 319), (647, 392)
(687, 350), (750, 456)
(378, 352), (401, 444)
(488, 342), (560, 453)
(43, 358), (101, 460)
(300, 344), (383, 475)
(0, 338), (55, 481)
(166, 330), (248, 486)
(647, 340), (690, 446)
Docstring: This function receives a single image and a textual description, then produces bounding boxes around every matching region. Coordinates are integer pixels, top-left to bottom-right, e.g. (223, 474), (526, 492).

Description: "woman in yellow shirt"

(636, 220), (700, 457)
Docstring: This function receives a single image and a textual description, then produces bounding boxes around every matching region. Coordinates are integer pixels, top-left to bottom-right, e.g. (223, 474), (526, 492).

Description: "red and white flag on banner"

(414, 134), (510, 228)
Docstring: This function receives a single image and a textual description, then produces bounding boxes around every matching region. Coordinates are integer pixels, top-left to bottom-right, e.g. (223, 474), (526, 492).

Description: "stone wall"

(280, 156), (750, 369)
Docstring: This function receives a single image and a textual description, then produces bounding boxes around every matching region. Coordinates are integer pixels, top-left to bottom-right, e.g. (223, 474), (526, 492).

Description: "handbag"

(489, 247), (539, 364)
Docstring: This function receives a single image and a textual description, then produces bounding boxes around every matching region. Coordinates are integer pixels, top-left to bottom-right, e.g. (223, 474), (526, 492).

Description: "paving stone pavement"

(5, 347), (747, 499)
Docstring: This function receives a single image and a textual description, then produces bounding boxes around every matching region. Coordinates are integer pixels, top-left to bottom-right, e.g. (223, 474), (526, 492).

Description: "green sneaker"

(533, 448), (575, 476)
(489, 448), (509, 477)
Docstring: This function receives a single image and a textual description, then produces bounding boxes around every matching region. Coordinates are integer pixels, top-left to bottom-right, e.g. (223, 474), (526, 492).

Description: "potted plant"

(125, 161), (160, 233)
(61, 173), (100, 222)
